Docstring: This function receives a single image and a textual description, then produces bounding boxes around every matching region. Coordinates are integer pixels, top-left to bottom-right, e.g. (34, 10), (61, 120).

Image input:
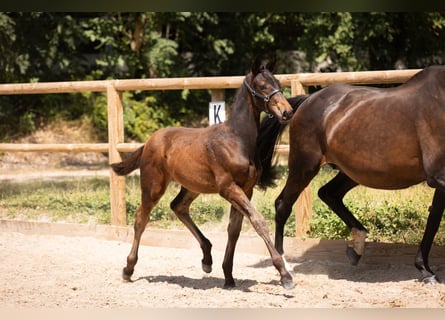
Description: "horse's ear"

(251, 56), (263, 75)
(266, 55), (277, 72)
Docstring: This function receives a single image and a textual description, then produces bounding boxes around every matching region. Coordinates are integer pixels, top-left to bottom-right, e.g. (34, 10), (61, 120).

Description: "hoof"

(346, 246), (361, 266)
(202, 263), (212, 274)
(224, 279), (236, 289)
(281, 275), (295, 290)
(122, 267), (133, 282)
(421, 274), (441, 284)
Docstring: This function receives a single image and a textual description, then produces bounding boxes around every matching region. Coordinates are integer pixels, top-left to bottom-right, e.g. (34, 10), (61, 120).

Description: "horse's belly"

(170, 165), (220, 193)
(332, 159), (426, 190)
(325, 124), (426, 189)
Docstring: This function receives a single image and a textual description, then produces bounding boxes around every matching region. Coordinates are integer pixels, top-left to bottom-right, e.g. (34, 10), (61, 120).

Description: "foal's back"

(140, 123), (251, 194)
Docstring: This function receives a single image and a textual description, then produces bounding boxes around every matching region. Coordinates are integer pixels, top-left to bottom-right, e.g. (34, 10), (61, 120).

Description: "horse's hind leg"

(318, 171), (367, 265)
(123, 201), (156, 281)
(123, 171), (168, 281)
(170, 187), (213, 273)
(415, 188), (445, 284)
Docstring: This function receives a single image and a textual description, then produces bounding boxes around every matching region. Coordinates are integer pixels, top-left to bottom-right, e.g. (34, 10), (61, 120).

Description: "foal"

(111, 58), (295, 289)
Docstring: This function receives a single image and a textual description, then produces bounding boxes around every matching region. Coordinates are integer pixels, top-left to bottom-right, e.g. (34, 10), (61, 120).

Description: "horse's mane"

(403, 65), (445, 87)
(256, 94), (310, 190)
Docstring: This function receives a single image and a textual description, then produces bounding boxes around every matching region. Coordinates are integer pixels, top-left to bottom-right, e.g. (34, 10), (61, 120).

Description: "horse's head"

(244, 57), (293, 123)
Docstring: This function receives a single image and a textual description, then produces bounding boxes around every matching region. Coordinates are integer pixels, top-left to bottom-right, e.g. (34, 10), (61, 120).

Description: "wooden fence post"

(210, 89), (225, 102)
(107, 84), (127, 226)
(291, 80), (312, 238)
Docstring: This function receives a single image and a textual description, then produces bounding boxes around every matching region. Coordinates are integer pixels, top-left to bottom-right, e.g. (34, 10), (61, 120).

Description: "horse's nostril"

(282, 110), (293, 120)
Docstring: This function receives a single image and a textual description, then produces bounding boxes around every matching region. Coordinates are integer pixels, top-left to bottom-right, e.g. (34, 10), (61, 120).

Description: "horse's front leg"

(274, 147), (321, 260)
(221, 183), (294, 290)
(415, 188), (444, 284)
(222, 205), (244, 288)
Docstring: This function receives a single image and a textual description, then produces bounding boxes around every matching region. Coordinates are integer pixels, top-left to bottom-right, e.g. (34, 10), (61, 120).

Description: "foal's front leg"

(222, 205), (244, 288)
(221, 183), (294, 290)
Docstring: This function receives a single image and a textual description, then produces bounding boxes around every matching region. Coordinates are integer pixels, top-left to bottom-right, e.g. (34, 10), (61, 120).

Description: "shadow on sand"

(249, 239), (445, 284)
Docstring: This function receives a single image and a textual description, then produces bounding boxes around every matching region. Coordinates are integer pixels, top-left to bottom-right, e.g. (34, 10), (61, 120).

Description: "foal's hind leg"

(318, 172), (367, 265)
(414, 188), (445, 284)
(123, 199), (159, 281)
(170, 187), (213, 273)
(123, 172), (169, 281)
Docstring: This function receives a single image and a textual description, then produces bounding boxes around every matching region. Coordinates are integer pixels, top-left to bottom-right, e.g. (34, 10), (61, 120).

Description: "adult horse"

(111, 57), (295, 289)
(258, 65), (445, 284)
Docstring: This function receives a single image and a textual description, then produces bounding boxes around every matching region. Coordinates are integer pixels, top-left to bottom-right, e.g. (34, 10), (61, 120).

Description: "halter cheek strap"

(243, 78), (282, 116)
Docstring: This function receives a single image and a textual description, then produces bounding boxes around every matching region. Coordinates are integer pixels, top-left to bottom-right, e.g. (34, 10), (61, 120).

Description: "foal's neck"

(228, 84), (261, 158)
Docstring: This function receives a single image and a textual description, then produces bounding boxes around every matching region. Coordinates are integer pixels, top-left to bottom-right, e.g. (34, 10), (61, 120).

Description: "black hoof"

(122, 267), (134, 282)
(223, 279), (236, 289)
(346, 246), (361, 266)
(202, 263), (212, 273)
(421, 274), (441, 284)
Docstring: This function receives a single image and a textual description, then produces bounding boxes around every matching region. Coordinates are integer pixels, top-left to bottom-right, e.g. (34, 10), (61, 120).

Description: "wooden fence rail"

(0, 69), (421, 235)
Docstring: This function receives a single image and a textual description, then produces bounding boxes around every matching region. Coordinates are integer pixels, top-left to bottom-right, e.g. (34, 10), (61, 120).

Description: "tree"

(2, 12), (445, 140)
(298, 12), (445, 71)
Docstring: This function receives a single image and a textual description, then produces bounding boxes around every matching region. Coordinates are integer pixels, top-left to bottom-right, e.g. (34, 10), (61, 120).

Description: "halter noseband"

(243, 77), (282, 117)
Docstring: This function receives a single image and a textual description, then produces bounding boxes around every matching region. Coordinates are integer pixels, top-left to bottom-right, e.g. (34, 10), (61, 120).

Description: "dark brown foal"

(112, 57), (295, 289)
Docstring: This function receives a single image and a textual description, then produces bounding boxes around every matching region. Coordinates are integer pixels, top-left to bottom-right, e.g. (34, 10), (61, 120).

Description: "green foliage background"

(2, 12), (445, 244)
(2, 12), (445, 141)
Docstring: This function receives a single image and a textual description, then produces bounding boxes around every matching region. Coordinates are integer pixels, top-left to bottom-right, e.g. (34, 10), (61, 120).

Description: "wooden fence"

(0, 69), (421, 235)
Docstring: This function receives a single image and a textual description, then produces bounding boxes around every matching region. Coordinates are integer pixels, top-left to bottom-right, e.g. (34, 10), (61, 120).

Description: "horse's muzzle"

(282, 110), (293, 121)
(277, 109), (293, 123)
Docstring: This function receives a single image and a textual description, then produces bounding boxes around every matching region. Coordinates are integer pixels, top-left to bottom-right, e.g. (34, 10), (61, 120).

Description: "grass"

(1, 166), (444, 246)
(0, 178), (112, 224)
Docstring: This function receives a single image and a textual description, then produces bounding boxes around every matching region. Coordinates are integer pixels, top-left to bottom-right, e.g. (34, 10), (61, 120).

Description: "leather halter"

(243, 77), (282, 117)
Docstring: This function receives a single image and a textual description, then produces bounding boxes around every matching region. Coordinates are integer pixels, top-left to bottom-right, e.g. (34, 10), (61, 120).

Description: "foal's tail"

(256, 94), (310, 189)
(110, 146), (144, 176)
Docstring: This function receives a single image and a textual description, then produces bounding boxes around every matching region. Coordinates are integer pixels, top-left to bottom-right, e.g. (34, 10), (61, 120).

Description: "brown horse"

(258, 65), (445, 284)
(111, 57), (295, 289)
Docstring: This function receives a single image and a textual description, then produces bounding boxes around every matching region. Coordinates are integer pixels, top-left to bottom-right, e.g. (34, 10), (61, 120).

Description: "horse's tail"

(256, 94), (310, 189)
(110, 146), (144, 176)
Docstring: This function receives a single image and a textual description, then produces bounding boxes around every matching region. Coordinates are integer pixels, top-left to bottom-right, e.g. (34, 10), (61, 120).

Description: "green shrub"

(86, 91), (179, 143)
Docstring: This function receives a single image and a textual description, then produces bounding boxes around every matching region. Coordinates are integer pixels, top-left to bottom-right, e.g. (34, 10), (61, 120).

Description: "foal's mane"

(256, 95), (310, 189)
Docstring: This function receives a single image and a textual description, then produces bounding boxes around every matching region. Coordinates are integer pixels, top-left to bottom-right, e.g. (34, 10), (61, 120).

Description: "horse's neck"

(228, 89), (260, 157)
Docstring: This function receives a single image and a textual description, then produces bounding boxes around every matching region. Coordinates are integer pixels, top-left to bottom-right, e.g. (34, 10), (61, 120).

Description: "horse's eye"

(259, 85), (267, 91)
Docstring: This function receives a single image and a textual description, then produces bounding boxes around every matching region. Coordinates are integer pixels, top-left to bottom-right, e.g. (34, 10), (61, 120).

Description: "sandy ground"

(1, 228), (445, 308)
(2, 149), (445, 310)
